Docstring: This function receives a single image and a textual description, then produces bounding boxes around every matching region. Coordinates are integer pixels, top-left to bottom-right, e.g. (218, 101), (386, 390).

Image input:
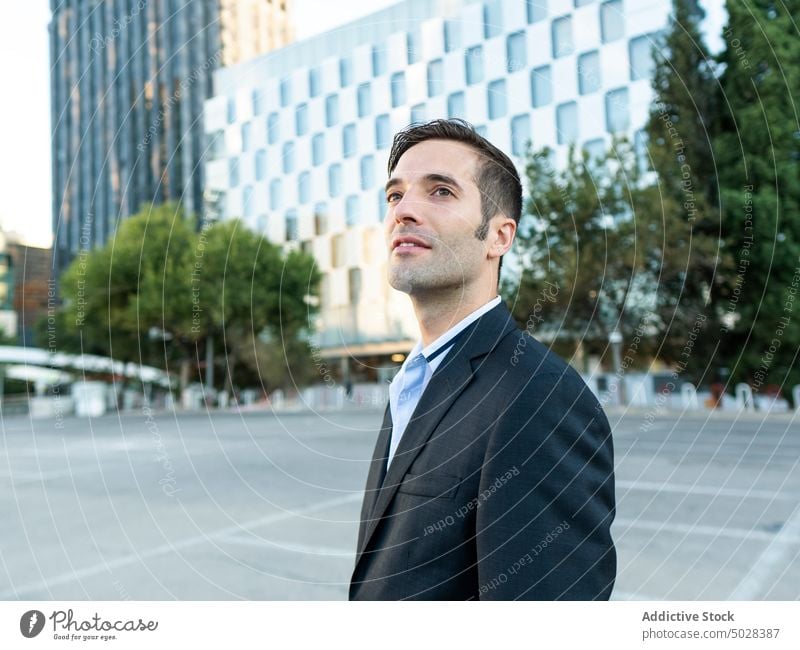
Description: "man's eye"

(387, 192), (402, 202)
(433, 187), (453, 197)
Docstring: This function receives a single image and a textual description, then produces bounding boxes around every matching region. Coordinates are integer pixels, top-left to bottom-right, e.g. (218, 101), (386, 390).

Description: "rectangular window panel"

(360, 155), (375, 190)
(325, 94), (339, 127)
(466, 45), (484, 85)
(506, 31), (526, 73)
(484, 1), (503, 39)
(357, 83), (372, 118)
(531, 65), (552, 107)
(552, 15), (574, 58)
(605, 87), (630, 132)
(339, 57), (352, 87)
(447, 92), (466, 119)
(255, 150), (266, 180)
(444, 20), (461, 52)
(279, 77), (291, 106)
(282, 142), (295, 173)
(410, 103), (426, 123)
(227, 98), (236, 123)
(229, 158), (240, 186)
(298, 172), (311, 204)
(375, 114), (391, 149)
(243, 185), (253, 217)
(269, 179), (281, 210)
(427, 59), (444, 97)
(309, 68), (321, 97)
(328, 163), (343, 197)
(372, 45), (387, 76)
(511, 114), (531, 156)
(342, 123), (357, 158)
(629, 35), (655, 81)
(296, 103), (308, 136)
(583, 137), (605, 163)
(241, 122), (251, 150)
(285, 210), (298, 241)
(527, 1), (547, 23)
(345, 195), (360, 226)
(578, 50), (601, 94)
(487, 79), (507, 119)
(391, 72), (406, 108)
(556, 101), (579, 144)
(601, 0), (624, 43)
(407, 30), (421, 64)
(312, 133), (325, 166)
(267, 112), (279, 145)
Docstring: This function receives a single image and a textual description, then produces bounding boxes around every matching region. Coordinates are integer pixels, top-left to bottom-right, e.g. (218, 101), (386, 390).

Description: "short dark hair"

(387, 118), (523, 237)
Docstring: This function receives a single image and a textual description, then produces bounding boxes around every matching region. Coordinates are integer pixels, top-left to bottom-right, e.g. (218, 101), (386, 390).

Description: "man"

(349, 119), (616, 600)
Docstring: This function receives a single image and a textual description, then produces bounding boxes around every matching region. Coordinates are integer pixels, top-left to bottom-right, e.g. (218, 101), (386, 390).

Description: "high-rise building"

(49, 0), (293, 277)
(203, 0), (716, 383)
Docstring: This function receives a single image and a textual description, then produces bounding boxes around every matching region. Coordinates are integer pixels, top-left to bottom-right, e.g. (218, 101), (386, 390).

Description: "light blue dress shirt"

(386, 295), (502, 467)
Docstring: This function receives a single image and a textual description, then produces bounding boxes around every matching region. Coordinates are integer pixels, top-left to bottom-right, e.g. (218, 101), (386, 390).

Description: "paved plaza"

(1, 405), (798, 600)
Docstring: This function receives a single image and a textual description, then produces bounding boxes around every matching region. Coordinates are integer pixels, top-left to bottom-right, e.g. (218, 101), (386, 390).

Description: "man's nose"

(393, 192), (423, 225)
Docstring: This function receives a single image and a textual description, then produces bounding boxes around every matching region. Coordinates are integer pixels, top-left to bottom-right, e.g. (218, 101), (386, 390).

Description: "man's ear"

(487, 216), (516, 261)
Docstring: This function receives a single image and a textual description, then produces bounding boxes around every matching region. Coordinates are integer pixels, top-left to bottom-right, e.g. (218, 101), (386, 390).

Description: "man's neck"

(410, 286), (498, 348)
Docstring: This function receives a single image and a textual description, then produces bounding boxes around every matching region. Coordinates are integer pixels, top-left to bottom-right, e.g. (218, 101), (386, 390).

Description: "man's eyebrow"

(384, 173), (465, 194)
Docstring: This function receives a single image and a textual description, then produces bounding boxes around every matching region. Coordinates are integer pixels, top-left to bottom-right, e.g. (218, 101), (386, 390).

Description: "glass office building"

(203, 0), (673, 380)
(50, 0), (292, 277)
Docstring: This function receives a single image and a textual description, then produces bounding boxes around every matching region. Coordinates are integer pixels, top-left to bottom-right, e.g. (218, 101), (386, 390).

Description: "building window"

(506, 31), (526, 73)
(360, 154), (375, 190)
(531, 65), (552, 107)
(465, 46), (484, 85)
(332, 235), (345, 268)
(282, 141), (294, 173)
(444, 20), (461, 52)
(448, 92), (466, 119)
(605, 87), (630, 132)
(357, 83), (371, 117)
(325, 94), (339, 127)
(348, 268), (362, 305)
(487, 80), (507, 119)
(390, 72), (406, 108)
(269, 178), (281, 210)
(285, 209), (298, 241)
(255, 150), (267, 180)
(375, 114), (391, 149)
(574, 0), (595, 6)
(309, 67), (322, 97)
(407, 29), (421, 64)
(241, 122), (252, 150)
(342, 123), (357, 158)
(552, 15), (574, 58)
(634, 129), (649, 174)
(279, 77), (291, 107)
(345, 195), (360, 226)
(475, 124), (488, 138)
(510, 114), (531, 157)
(527, 0), (547, 23)
(228, 158), (240, 186)
(410, 103), (426, 123)
(314, 202), (328, 235)
(377, 188), (388, 220)
(298, 172), (311, 204)
(328, 163), (343, 197)
(267, 112), (279, 145)
(427, 59), (444, 97)
(252, 88), (265, 114)
(483, 1), (503, 39)
(312, 133), (325, 166)
(556, 101), (579, 144)
(227, 98), (236, 123)
(601, 0), (624, 43)
(243, 185), (253, 217)
(583, 137), (605, 163)
(372, 45), (387, 76)
(339, 57), (352, 87)
(256, 214), (268, 233)
(578, 50), (601, 94)
(629, 35), (655, 81)
(296, 103), (308, 136)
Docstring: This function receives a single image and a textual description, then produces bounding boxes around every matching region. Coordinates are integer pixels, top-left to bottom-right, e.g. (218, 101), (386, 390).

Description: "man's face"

(383, 139), (493, 296)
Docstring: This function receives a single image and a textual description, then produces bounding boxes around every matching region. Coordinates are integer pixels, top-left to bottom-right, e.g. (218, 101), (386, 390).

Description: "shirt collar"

(403, 295), (502, 366)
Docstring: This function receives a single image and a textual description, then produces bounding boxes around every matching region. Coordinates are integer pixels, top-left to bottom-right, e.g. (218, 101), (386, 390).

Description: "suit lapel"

(356, 302), (519, 560)
(355, 405), (392, 555)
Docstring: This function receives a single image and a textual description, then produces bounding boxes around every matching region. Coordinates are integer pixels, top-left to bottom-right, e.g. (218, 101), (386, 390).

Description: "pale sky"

(0, 0), (725, 250)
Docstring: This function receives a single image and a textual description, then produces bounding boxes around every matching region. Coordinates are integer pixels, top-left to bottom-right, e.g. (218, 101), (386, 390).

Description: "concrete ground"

(0, 405), (798, 600)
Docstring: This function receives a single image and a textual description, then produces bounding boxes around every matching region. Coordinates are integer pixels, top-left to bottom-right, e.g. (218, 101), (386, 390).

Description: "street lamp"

(609, 329), (625, 406)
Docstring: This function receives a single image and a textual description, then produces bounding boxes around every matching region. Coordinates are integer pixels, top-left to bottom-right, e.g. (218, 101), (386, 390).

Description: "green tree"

(192, 219), (321, 395)
(642, 0), (728, 376)
(713, 0), (800, 397)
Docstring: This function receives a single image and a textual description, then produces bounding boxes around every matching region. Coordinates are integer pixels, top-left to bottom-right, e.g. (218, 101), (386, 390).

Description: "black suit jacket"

(349, 301), (616, 600)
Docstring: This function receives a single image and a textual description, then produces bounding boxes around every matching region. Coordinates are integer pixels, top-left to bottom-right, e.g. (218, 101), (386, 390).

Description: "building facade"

(203, 0), (676, 381)
(49, 0), (292, 277)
